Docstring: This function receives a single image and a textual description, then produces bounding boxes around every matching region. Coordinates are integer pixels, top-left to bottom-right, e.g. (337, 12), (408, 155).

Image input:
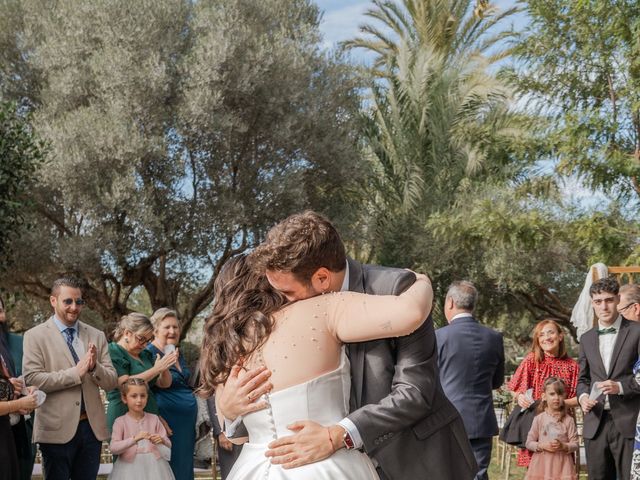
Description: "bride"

(199, 254), (433, 480)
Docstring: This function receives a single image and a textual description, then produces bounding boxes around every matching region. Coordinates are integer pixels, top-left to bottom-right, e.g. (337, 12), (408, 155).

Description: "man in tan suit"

(23, 277), (118, 480)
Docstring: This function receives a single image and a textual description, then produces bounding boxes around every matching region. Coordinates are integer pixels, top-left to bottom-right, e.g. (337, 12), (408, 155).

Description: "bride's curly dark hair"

(199, 254), (286, 396)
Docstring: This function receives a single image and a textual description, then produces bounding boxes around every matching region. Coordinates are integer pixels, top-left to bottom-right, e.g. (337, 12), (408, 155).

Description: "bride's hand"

(218, 364), (273, 420)
(218, 433), (234, 451)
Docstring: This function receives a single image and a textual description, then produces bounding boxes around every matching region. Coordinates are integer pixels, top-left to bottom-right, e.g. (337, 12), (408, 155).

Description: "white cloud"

(318, 1), (371, 49)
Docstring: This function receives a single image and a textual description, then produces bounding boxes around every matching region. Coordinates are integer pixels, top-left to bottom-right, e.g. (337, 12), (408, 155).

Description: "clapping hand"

(87, 343), (97, 371)
(154, 349), (179, 372)
(76, 348), (96, 377)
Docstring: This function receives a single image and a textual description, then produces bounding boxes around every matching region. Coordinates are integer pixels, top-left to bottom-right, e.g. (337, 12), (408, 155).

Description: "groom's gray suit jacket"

(346, 258), (477, 480)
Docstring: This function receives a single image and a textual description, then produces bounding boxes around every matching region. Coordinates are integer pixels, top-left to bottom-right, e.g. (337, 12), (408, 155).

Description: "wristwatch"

(342, 431), (355, 450)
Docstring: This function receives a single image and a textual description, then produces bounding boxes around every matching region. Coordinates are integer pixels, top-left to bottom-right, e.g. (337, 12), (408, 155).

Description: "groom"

(218, 211), (477, 479)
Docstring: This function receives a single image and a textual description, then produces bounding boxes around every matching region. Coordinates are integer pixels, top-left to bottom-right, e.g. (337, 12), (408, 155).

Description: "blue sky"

(317, 0), (526, 50)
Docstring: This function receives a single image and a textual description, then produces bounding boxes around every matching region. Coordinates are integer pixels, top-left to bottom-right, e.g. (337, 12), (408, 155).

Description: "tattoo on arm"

(380, 321), (392, 331)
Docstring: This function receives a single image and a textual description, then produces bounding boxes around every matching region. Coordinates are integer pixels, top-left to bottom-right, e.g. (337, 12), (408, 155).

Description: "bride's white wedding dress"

(227, 350), (379, 479)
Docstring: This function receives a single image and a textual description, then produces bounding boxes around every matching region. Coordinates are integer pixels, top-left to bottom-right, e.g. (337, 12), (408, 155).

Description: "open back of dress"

(227, 349), (378, 480)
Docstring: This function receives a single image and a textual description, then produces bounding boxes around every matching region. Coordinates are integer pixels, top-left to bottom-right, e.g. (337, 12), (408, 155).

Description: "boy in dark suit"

(578, 277), (640, 480)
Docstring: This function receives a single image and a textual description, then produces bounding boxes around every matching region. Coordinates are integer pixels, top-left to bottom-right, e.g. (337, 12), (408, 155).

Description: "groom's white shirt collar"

(337, 259), (367, 452)
(339, 261), (350, 292)
(451, 313), (473, 321)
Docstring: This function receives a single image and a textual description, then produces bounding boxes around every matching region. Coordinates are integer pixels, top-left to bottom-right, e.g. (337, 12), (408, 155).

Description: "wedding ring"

(247, 393), (252, 401)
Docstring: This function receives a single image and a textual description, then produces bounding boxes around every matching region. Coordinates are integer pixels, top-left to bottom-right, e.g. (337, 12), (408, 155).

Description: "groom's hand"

(218, 364), (273, 420)
(266, 421), (343, 469)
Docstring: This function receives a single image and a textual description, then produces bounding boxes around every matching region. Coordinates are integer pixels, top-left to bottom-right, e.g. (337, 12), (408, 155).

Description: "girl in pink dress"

(109, 378), (175, 480)
(525, 377), (578, 480)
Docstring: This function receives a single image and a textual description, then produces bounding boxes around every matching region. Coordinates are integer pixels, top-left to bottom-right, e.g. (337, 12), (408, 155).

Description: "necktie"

(63, 327), (86, 414)
(598, 327), (617, 336)
(63, 328), (80, 364)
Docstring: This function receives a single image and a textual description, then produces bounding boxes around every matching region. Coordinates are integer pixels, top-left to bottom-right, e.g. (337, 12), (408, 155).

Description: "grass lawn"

(489, 458), (527, 479)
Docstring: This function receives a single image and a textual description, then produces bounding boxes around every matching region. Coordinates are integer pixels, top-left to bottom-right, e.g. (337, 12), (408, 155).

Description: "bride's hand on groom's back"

(218, 364), (273, 420)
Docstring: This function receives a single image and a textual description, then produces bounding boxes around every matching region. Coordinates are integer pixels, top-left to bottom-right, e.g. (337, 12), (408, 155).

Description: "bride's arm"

(324, 273), (433, 342)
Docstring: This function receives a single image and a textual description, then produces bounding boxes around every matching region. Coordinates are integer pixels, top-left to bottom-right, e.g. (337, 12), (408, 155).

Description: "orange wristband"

(326, 427), (334, 453)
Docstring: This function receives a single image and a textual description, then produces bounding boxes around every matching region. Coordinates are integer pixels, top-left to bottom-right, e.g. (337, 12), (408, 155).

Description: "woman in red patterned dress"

(508, 319), (579, 467)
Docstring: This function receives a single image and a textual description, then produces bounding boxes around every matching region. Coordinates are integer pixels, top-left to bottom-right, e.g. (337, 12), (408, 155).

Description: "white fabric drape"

(571, 263), (608, 341)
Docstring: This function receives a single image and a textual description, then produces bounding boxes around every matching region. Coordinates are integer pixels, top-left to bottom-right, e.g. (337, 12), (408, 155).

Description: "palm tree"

(344, 0), (526, 265)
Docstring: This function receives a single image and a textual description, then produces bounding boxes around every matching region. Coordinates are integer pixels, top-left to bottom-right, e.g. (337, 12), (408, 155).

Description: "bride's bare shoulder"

(275, 292), (357, 316)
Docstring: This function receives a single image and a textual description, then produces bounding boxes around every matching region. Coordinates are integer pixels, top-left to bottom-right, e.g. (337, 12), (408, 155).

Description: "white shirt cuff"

(618, 382), (624, 395)
(578, 393), (589, 404)
(338, 418), (364, 450)
(224, 416), (242, 437)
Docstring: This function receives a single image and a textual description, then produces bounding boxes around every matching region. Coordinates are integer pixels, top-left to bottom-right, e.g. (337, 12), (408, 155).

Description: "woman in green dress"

(147, 308), (197, 480)
(106, 313), (178, 432)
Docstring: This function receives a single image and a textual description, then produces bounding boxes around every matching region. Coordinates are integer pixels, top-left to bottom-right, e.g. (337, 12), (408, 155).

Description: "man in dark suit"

(217, 211), (477, 479)
(436, 281), (504, 480)
(619, 283), (640, 321)
(205, 397), (243, 480)
(578, 277), (640, 480)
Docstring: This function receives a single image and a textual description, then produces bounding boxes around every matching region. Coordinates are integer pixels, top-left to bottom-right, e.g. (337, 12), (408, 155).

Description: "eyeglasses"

(61, 298), (85, 306)
(619, 302), (638, 312)
(134, 334), (154, 345)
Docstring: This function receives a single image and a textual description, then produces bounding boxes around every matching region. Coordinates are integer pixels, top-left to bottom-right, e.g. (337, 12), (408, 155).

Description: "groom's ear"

(310, 267), (331, 293)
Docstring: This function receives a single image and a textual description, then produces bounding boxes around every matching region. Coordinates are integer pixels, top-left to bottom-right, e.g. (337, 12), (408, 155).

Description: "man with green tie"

(577, 277), (640, 480)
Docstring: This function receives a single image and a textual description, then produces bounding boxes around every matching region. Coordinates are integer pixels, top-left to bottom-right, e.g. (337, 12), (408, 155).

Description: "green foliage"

(345, 0), (528, 265)
(0, 101), (46, 266)
(177, 340), (201, 372)
(0, 0), (363, 334)
(348, 0), (640, 344)
(513, 0), (640, 202)
(426, 185), (638, 340)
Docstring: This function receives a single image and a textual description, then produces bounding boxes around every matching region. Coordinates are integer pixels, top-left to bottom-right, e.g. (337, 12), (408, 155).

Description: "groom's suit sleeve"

(346, 272), (444, 454)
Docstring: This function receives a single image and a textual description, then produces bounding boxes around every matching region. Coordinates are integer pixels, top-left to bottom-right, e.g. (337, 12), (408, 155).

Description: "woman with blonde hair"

(106, 313), (178, 432)
(146, 308), (197, 480)
(507, 319), (579, 467)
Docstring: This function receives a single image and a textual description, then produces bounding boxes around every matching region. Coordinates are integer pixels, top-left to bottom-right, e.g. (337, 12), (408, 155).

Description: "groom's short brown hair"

(251, 211), (346, 284)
